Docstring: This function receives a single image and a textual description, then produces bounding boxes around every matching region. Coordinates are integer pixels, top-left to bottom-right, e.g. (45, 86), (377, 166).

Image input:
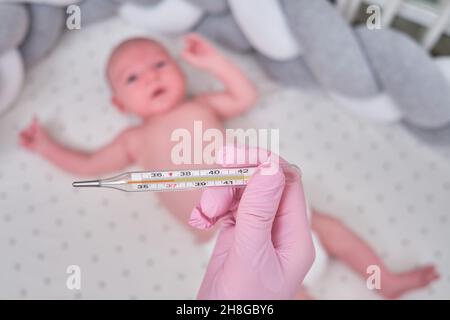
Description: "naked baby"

(19, 33), (439, 298)
(19, 34), (257, 242)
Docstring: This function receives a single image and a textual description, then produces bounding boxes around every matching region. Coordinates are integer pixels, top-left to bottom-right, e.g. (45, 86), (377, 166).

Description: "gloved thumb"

(234, 157), (286, 251)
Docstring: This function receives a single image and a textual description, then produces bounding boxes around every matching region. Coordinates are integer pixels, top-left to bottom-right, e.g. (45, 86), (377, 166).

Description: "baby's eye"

(126, 74), (138, 84)
(154, 61), (166, 69)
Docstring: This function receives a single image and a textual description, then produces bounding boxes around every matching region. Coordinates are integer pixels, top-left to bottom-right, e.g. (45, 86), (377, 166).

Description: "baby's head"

(107, 38), (186, 117)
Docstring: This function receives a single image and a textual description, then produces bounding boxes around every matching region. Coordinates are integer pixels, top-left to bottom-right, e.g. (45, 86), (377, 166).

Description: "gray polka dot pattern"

(0, 17), (449, 299)
(0, 18), (209, 300)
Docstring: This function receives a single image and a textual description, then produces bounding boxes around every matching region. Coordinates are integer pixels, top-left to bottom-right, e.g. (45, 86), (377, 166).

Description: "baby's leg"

(311, 210), (439, 299)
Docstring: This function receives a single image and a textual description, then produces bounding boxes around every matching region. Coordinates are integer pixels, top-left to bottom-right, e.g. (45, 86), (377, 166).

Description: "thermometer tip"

(72, 180), (101, 188)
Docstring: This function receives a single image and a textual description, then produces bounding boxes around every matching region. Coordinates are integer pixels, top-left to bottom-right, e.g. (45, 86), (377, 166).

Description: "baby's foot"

(380, 265), (439, 299)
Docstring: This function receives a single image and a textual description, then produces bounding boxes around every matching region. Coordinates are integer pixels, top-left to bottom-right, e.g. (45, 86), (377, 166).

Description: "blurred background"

(0, 0), (449, 299)
(338, 0), (450, 54)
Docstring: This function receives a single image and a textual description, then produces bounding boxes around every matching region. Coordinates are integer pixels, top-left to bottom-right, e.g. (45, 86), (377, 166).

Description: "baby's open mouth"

(151, 87), (166, 99)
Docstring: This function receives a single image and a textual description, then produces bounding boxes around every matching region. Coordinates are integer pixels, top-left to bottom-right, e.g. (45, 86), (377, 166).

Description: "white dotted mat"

(0, 17), (449, 299)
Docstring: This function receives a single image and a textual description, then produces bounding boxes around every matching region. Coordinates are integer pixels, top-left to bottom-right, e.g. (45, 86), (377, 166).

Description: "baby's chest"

(129, 103), (224, 168)
(147, 105), (222, 142)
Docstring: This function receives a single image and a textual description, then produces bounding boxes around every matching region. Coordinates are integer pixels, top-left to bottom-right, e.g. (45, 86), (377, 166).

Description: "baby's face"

(108, 40), (186, 117)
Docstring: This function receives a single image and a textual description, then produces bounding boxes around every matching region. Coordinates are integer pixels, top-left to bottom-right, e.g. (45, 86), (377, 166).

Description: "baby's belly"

(132, 104), (224, 224)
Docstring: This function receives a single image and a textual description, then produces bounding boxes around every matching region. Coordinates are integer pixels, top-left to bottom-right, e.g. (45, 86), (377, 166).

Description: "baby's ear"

(111, 96), (125, 113)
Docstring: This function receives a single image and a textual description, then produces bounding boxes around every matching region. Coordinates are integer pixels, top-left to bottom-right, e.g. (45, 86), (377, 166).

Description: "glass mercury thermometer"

(72, 164), (301, 192)
(72, 167), (260, 192)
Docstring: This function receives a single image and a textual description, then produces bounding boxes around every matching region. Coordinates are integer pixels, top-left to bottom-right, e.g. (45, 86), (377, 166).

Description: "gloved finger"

(233, 156), (286, 253)
(216, 144), (270, 168)
(215, 158), (288, 298)
(271, 166), (315, 280)
(189, 186), (236, 229)
(217, 144), (295, 176)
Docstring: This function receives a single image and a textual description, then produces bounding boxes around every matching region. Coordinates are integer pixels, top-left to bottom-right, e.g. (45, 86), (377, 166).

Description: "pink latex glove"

(189, 146), (315, 299)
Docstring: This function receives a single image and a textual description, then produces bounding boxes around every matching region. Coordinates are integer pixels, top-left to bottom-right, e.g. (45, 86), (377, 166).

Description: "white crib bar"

(336, 0), (402, 23)
(335, 0), (450, 52)
(381, 0), (404, 26)
(421, 0), (450, 51)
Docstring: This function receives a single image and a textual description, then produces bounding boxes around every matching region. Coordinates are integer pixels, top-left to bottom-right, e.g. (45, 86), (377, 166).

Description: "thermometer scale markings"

(127, 175), (251, 184)
(128, 167), (257, 190)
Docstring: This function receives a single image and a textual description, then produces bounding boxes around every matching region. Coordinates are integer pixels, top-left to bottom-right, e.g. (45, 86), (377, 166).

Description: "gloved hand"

(189, 146), (315, 299)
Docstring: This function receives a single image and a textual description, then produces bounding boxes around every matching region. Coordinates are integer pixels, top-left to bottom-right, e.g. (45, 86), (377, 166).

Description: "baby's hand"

(19, 118), (52, 154)
(182, 33), (223, 69)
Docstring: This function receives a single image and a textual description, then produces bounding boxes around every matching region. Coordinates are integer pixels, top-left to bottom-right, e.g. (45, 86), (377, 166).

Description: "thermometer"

(72, 167), (260, 192)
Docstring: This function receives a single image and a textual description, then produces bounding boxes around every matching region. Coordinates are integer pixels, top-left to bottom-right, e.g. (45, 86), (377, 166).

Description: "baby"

(19, 33), (439, 298)
(19, 34), (257, 242)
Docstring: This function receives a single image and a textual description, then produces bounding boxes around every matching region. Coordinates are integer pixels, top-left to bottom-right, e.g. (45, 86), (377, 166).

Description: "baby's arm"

(19, 118), (134, 176)
(182, 34), (257, 119)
